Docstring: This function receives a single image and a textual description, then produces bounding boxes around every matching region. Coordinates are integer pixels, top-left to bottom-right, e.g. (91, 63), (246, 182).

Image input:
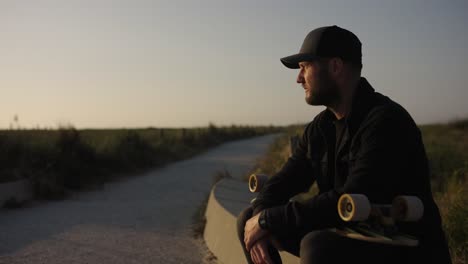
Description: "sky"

(1, 0), (467, 129)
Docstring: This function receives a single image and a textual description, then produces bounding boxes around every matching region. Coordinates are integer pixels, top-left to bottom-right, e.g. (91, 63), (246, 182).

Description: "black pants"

(237, 206), (421, 264)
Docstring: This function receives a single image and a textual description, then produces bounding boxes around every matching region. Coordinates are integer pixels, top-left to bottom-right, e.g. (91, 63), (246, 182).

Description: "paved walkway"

(0, 134), (280, 264)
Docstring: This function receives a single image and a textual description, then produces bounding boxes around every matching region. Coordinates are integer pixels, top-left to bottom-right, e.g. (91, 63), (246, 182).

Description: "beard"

(304, 65), (339, 106)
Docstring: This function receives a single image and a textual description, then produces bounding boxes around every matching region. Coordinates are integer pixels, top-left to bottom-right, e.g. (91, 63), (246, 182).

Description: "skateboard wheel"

(392, 196), (424, 221)
(248, 174), (268, 193)
(338, 194), (371, 222)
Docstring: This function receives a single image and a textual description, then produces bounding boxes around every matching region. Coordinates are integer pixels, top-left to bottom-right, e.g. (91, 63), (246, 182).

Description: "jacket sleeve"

(251, 122), (316, 215)
(262, 107), (413, 234)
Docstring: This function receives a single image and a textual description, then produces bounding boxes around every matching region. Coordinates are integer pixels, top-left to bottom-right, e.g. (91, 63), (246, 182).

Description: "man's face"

(297, 60), (339, 106)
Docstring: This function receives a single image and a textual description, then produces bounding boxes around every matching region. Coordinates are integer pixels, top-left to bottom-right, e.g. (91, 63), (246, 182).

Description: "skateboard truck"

(337, 194), (424, 224)
(335, 193), (424, 247)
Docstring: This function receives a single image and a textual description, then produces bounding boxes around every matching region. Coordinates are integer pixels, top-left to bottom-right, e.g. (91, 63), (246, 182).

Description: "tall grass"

(248, 124), (304, 178)
(422, 119), (468, 264)
(0, 124), (281, 200)
(249, 120), (468, 264)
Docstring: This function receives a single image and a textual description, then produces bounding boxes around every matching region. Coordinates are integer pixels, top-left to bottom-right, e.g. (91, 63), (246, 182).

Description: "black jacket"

(252, 77), (451, 263)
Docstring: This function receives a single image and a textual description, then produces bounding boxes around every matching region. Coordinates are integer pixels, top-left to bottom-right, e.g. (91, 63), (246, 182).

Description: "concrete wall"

(204, 178), (299, 264)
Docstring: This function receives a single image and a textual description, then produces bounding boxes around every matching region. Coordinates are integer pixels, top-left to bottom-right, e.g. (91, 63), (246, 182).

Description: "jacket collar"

(317, 77), (375, 136)
(344, 77), (376, 135)
(316, 77), (376, 158)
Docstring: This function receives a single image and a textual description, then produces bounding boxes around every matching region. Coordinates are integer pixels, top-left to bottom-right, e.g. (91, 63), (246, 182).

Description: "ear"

(328, 58), (344, 77)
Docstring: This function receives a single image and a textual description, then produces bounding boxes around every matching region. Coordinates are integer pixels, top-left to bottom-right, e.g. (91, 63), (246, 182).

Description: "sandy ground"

(0, 134), (280, 264)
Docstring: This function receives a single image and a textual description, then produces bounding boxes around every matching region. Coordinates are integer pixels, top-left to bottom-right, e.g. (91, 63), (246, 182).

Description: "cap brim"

(280, 54), (319, 69)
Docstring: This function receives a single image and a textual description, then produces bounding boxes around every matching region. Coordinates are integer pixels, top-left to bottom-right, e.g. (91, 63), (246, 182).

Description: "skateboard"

(333, 193), (424, 247)
(247, 174), (423, 247)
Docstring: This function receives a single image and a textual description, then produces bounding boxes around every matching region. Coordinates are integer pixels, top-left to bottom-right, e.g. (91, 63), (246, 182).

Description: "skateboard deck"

(332, 225), (419, 247)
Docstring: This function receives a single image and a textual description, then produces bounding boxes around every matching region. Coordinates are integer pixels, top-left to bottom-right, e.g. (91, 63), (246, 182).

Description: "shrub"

(1, 125), (279, 200)
(114, 131), (156, 169)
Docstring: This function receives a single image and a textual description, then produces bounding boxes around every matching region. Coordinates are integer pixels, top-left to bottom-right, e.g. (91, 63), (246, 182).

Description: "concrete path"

(0, 134), (280, 264)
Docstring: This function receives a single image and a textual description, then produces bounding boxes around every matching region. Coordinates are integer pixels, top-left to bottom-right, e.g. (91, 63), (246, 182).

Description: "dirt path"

(0, 134), (280, 264)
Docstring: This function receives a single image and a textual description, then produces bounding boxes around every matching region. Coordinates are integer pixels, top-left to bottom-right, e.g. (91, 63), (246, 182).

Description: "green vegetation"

(248, 124), (304, 178)
(422, 119), (468, 264)
(0, 124), (281, 200)
(250, 120), (467, 264)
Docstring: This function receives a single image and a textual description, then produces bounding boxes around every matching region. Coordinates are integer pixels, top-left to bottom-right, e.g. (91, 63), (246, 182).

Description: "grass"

(422, 119), (468, 264)
(0, 124), (281, 201)
(248, 124), (305, 178)
(249, 120), (468, 264)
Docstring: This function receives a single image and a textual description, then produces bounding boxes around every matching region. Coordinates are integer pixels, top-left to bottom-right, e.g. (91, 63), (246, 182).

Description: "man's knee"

(300, 230), (400, 264)
(300, 230), (340, 264)
(300, 230), (331, 250)
(236, 206), (253, 239)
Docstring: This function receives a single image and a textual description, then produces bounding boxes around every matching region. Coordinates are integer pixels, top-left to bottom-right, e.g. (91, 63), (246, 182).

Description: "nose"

(296, 69), (304, 84)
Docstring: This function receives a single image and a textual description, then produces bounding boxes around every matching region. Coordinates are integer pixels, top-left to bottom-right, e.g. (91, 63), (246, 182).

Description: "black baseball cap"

(280, 25), (362, 69)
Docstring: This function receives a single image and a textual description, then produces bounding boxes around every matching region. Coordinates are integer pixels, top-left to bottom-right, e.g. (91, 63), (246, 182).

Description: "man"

(237, 25), (451, 264)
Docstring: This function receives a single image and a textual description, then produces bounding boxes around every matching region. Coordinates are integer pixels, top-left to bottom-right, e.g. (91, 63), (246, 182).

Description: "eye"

(299, 62), (310, 69)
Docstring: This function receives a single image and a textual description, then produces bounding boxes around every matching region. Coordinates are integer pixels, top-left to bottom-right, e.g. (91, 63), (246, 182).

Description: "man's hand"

(250, 237), (274, 264)
(244, 211), (269, 252)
